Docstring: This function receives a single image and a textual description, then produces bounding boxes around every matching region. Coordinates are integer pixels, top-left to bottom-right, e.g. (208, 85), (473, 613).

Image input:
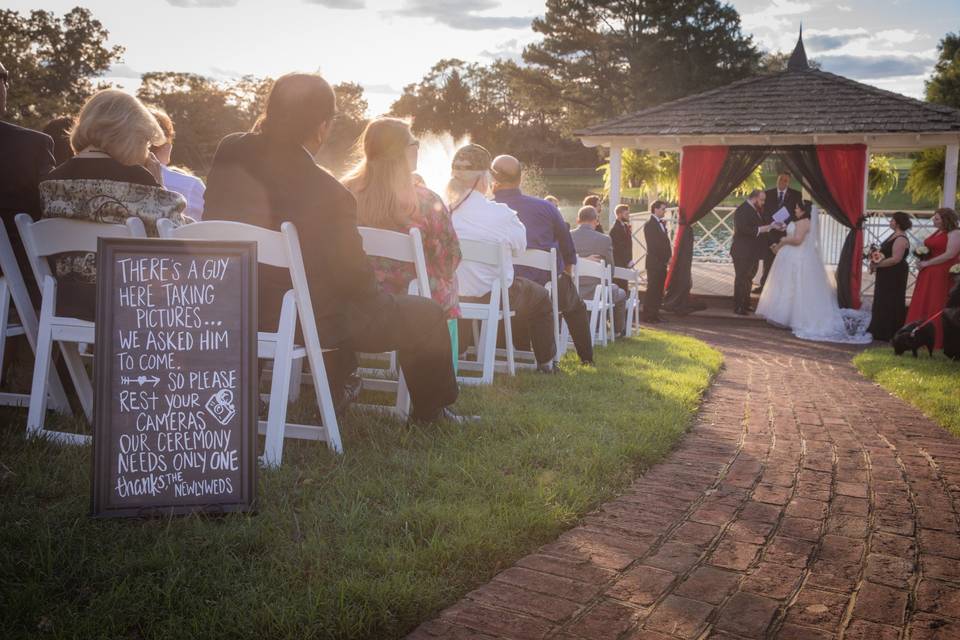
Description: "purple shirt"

(493, 188), (577, 285)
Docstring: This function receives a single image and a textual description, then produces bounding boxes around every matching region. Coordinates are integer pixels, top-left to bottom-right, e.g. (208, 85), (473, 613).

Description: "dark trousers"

(759, 247), (776, 289)
(732, 254), (759, 312)
(325, 292), (458, 419)
(555, 273), (594, 363)
(643, 265), (667, 320)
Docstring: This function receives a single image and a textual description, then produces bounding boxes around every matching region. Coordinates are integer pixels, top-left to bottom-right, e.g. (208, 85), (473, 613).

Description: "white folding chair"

(16, 215), (147, 445)
(158, 218), (343, 465)
(457, 239), (515, 385)
(512, 248), (563, 366)
(614, 266), (642, 337)
(576, 258), (609, 346)
(356, 226), (431, 418)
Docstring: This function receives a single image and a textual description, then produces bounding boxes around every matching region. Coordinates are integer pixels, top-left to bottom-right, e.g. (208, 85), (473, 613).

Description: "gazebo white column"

(608, 144), (622, 228)
(943, 142), (959, 207)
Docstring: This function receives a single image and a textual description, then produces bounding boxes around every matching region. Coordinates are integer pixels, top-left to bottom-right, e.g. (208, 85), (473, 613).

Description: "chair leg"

(262, 297), (298, 467)
(288, 358), (303, 403)
(0, 279), (9, 384)
(501, 296), (516, 376)
(26, 279), (56, 437)
(395, 368), (411, 418)
(59, 342), (93, 423)
(307, 348), (342, 454)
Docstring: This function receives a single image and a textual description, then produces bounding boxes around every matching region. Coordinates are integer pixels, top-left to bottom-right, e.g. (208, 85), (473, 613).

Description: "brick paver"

(408, 321), (960, 639)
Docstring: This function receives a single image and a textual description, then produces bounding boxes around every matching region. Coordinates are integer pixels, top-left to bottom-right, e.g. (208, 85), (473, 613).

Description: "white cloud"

(875, 29), (920, 44)
(389, 0), (533, 31)
(837, 4), (852, 11)
(167, 0), (239, 7)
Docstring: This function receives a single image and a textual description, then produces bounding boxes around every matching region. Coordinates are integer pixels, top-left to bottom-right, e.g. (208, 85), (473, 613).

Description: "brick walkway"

(408, 320), (960, 640)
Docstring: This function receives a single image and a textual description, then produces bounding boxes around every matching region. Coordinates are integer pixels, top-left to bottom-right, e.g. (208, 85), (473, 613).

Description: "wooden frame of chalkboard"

(91, 239), (258, 518)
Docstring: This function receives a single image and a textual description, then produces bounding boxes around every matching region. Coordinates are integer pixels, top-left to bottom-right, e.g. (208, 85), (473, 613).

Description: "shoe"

(334, 374), (362, 417)
(752, 285), (763, 294)
(536, 361), (561, 374)
(580, 359), (595, 367)
(734, 308), (749, 316)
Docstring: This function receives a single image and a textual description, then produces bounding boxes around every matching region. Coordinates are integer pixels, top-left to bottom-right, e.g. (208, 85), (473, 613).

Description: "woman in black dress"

(867, 211), (911, 341)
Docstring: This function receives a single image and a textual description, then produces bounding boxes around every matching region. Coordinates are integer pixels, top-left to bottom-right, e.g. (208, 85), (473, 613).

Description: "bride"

(756, 200), (872, 344)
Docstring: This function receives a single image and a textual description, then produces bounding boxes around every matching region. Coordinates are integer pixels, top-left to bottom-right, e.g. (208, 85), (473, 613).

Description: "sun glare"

(416, 132), (472, 199)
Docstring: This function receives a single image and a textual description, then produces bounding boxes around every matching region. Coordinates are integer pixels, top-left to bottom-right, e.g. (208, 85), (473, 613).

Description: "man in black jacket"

(203, 73), (458, 421)
(0, 62), (56, 297)
(757, 171), (802, 293)
(731, 190), (782, 315)
(642, 201), (672, 323)
(609, 203), (632, 290)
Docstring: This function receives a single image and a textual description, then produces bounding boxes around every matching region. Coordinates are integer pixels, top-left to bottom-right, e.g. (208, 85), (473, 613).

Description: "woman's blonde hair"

(342, 118), (418, 229)
(70, 89), (165, 165)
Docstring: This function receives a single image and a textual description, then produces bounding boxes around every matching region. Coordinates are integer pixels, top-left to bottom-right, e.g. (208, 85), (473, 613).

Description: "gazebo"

(575, 33), (960, 310)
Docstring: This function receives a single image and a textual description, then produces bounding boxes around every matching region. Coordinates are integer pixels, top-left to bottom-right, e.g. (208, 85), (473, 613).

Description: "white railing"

(628, 208), (935, 301)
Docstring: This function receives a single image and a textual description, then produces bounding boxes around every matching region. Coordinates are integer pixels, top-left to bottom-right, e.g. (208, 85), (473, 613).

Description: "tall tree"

(523, 0), (761, 129)
(315, 81), (370, 175)
(0, 7), (122, 127)
(907, 32), (960, 206)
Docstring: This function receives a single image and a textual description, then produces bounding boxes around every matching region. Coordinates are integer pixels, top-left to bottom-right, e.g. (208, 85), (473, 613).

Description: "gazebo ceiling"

(576, 33), (960, 151)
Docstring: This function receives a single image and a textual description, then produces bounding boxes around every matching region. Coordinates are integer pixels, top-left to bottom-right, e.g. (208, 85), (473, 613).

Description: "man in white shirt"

(448, 144), (559, 373)
(149, 107), (206, 220)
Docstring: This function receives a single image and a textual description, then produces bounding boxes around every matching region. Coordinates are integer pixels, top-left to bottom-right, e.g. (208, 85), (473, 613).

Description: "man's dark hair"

(258, 73), (336, 145)
(583, 194), (600, 208)
(747, 189), (764, 200)
(650, 200), (667, 213)
(615, 203), (630, 214)
(778, 170), (792, 178)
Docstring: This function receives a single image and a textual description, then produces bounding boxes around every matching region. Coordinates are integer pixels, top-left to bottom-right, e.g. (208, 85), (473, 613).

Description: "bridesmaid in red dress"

(906, 207), (960, 348)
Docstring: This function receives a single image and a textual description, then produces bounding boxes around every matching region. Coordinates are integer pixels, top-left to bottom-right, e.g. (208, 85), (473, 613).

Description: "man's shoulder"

(0, 120), (53, 150)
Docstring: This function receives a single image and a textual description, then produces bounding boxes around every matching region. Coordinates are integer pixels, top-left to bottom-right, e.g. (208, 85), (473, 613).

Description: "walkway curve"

(408, 320), (960, 640)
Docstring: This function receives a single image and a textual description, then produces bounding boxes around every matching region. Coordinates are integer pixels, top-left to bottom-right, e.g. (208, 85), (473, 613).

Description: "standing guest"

(570, 206), (627, 337)
(39, 89), (187, 320)
(907, 207), (960, 349)
(731, 189), (779, 315)
(343, 117), (461, 363)
(148, 107), (206, 220)
(203, 73), (459, 421)
(757, 171), (802, 293)
(449, 145), (559, 374)
(867, 212), (911, 341)
(610, 203), (633, 289)
(492, 155), (594, 363)
(583, 194), (603, 232)
(643, 200), (672, 323)
(0, 61), (56, 299)
(41, 116), (75, 166)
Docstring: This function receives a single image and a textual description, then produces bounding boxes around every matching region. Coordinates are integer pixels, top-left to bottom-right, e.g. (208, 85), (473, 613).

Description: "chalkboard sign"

(92, 239), (258, 518)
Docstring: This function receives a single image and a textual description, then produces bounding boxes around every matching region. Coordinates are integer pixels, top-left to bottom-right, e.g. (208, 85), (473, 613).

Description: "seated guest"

(867, 212), (911, 341)
(448, 144), (559, 374)
(41, 116), (75, 166)
(544, 195), (560, 208)
(570, 206), (627, 337)
(643, 200), (672, 323)
(610, 203), (632, 290)
(492, 155), (594, 364)
(0, 61), (56, 302)
(148, 107), (206, 220)
(39, 89), (187, 320)
(583, 194), (603, 232)
(203, 73), (458, 421)
(343, 117), (461, 359)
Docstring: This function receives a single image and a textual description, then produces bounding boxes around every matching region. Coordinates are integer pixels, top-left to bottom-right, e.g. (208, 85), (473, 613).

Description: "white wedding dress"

(755, 209), (872, 344)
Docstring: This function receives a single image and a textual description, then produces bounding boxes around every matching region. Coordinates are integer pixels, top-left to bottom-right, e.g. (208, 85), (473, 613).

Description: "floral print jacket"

(368, 187), (462, 318)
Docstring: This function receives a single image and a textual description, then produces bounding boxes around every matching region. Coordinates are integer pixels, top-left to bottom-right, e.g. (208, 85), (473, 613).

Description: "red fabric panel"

(665, 146), (728, 288)
(817, 144), (867, 309)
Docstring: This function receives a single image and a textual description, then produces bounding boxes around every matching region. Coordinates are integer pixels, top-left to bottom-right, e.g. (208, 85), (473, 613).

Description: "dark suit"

(609, 218), (632, 290)
(0, 121), (56, 298)
(759, 187), (801, 289)
(643, 216), (672, 321)
(730, 200), (766, 313)
(203, 132), (457, 418)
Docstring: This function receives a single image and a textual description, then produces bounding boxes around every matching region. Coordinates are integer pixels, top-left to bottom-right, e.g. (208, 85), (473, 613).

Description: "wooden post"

(943, 142), (959, 207)
(608, 144), (622, 229)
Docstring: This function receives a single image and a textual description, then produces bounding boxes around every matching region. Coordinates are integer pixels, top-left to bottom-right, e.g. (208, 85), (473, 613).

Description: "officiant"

(756, 171), (802, 294)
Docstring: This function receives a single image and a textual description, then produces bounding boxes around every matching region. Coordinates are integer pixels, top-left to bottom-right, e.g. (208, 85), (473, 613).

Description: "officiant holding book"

(756, 171), (802, 293)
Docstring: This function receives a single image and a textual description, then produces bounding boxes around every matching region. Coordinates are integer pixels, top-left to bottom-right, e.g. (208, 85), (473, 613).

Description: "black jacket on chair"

(203, 132), (379, 345)
(609, 219), (633, 268)
(643, 217), (672, 272)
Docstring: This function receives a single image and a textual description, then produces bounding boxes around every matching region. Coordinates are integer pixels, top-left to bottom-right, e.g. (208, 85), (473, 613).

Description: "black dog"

(892, 320), (935, 358)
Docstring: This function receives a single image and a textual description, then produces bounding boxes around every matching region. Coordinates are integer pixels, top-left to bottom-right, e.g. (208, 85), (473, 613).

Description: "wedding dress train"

(755, 209), (872, 344)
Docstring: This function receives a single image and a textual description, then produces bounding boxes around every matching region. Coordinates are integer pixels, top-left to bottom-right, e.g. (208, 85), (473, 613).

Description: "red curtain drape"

(665, 146), (729, 289)
(816, 144), (868, 309)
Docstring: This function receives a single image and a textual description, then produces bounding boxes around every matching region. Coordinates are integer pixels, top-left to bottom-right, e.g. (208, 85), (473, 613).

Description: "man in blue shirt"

(492, 155), (594, 365)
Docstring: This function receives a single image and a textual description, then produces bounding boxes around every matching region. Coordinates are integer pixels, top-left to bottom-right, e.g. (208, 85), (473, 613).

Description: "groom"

(731, 189), (782, 315)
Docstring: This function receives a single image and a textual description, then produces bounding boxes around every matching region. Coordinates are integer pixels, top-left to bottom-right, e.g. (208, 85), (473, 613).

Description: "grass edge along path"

(0, 331), (721, 640)
(854, 346), (960, 437)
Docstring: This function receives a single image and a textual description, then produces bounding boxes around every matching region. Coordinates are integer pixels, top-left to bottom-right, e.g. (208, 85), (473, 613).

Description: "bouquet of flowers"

(863, 243), (880, 263)
(914, 245), (930, 259)
(950, 263), (960, 279)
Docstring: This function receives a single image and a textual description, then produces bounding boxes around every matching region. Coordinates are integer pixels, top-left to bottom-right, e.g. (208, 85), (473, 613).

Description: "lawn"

(854, 347), (960, 437)
(0, 331), (721, 640)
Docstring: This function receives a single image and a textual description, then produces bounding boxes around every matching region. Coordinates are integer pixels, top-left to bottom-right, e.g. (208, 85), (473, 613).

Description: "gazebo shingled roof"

(575, 34), (960, 150)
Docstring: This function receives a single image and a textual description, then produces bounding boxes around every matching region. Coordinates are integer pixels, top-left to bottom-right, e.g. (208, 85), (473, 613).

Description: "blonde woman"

(39, 89), (187, 319)
(343, 118), (462, 363)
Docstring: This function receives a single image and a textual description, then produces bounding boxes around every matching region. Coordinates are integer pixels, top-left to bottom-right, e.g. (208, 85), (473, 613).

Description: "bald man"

(492, 155), (594, 364)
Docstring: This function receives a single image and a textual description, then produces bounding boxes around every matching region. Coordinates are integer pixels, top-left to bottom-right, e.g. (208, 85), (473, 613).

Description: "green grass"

(854, 347), (960, 437)
(0, 332), (721, 640)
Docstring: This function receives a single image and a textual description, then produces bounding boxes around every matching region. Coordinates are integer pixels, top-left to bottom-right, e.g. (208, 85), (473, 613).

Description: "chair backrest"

(157, 219), (289, 269)
(576, 257), (608, 281)
(513, 248), (555, 273)
(15, 214), (147, 285)
(459, 238), (508, 267)
(613, 266), (639, 285)
(358, 226), (431, 298)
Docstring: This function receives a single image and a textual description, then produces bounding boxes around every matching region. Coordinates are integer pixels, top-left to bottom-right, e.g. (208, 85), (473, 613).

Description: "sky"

(9, 0), (959, 116)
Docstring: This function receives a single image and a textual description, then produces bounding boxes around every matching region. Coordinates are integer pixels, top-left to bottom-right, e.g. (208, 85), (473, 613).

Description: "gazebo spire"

(787, 25), (810, 71)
